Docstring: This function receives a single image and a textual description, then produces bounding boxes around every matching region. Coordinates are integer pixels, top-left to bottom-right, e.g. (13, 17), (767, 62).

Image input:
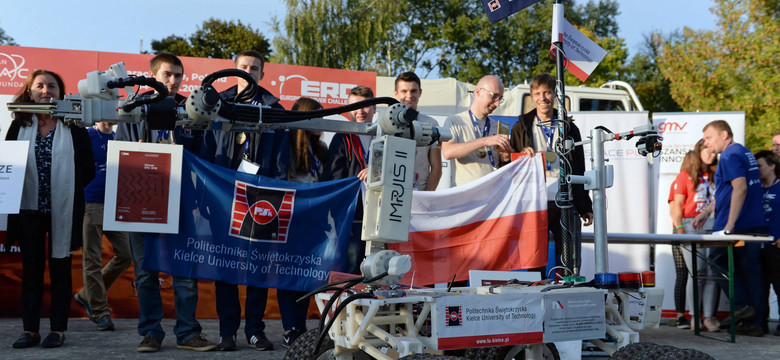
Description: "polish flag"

(390, 154), (548, 286)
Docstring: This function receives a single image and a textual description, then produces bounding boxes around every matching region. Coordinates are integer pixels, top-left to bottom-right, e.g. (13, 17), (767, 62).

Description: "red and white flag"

(390, 154), (548, 286)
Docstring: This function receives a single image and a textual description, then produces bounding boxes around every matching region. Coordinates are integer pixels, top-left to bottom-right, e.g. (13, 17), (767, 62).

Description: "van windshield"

(579, 99), (628, 111)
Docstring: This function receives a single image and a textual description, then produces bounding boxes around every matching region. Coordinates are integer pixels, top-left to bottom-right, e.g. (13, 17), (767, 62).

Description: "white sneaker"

(703, 317), (720, 332)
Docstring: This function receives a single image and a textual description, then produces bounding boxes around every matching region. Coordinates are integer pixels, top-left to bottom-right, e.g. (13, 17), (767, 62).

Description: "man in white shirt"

(441, 75), (511, 186)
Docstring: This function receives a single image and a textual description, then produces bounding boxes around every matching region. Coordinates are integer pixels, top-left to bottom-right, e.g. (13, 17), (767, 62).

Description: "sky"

(0, 0), (719, 75)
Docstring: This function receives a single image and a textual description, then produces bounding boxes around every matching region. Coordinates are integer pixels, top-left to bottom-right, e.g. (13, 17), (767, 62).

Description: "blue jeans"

(130, 232), (201, 344)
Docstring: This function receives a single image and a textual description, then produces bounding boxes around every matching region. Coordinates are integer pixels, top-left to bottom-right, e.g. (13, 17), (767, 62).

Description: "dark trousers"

(9, 212), (72, 332)
(547, 202), (582, 272)
(761, 245), (780, 323)
(716, 230), (767, 327)
(277, 289), (310, 331)
(214, 283), (310, 336)
(672, 243), (688, 314)
(215, 282), (268, 339)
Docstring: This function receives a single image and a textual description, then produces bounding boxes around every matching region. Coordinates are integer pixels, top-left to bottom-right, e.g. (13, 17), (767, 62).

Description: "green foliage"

(624, 32), (682, 113)
(657, 0), (780, 150)
(151, 18), (271, 60)
(0, 27), (17, 45)
(272, 0), (627, 86)
(271, 0), (413, 76)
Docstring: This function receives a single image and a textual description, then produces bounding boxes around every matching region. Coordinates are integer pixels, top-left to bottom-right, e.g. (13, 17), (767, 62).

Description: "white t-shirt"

(443, 110), (498, 186)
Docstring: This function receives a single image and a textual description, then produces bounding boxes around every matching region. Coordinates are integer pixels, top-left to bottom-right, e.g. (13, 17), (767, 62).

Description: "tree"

(272, 0), (628, 86)
(151, 18), (272, 60)
(271, 0), (402, 75)
(0, 27), (17, 45)
(434, 0), (626, 86)
(623, 32), (682, 113)
(657, 0), (780, 150)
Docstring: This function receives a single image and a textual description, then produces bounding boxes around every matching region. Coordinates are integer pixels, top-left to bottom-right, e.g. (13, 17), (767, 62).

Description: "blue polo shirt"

(84, 127), (113, 203)
(713, 142), (764, 231)
(762, 181), (780, 243)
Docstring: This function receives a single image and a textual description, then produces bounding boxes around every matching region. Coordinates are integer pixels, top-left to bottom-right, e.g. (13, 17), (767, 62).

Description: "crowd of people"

(7, 52), (584, 352)
(9, 48), (775, 355)
(668, 122), (780, 337)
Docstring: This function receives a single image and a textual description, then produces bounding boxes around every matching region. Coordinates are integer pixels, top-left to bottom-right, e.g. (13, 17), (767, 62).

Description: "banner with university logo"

(142, 150), (361, 292)
(390, 154), (548, 286)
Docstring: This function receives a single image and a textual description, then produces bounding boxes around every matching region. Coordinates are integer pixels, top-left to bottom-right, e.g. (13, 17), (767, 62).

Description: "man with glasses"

(441, 75), (511, 186)
(509, 73), (593, 274)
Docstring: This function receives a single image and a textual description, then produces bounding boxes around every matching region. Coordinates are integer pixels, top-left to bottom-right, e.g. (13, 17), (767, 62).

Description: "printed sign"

(0, 141), (28, 214)
(114, 150), (171, 223)
(103, 141), (182, 233)
(432, 292), (544, 350)
(542, 289), (606, 342)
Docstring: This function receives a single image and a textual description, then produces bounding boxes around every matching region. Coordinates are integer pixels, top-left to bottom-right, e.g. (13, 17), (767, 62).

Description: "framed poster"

(0, 140), (29, 214)
(103, 141), (182, 233)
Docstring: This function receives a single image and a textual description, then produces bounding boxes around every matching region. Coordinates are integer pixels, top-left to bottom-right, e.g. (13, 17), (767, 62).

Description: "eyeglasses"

(480, 87), (504, 104)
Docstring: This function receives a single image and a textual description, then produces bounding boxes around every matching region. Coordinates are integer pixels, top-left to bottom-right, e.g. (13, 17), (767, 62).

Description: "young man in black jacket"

(509, 73), (593, 275)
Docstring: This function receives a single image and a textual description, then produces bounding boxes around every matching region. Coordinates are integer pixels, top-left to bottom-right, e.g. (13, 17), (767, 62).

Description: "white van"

(376, 77), (645, 117)
(498, 80), (645, 116)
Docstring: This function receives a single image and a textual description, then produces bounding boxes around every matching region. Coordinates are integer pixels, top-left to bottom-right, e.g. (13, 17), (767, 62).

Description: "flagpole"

(551, 0), (578, 276)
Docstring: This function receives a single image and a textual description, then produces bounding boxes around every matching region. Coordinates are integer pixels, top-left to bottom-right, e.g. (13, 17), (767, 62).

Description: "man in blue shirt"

(73, 121), (131, 332)
(697, 120), (766, 336)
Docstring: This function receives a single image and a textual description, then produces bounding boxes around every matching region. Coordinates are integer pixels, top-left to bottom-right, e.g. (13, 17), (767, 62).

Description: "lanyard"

(243, 93), (263, 155)
(537, 115), (555, 171)
(536, 115), (555, 151)
(308, 144), (321, 180)
(468, 110), (494, 167)
(348, 134), (367, 170)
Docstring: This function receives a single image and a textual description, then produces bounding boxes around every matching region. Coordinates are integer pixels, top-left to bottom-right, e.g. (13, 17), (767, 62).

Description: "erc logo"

(271, 74), (357, 105)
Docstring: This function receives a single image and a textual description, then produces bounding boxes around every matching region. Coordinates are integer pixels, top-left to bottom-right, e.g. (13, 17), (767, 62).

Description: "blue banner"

(480, 0), (542, 24)
(143, 150), (361, 292)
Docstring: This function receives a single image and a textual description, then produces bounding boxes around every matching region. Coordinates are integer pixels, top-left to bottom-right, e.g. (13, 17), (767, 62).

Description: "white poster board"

(0, 94), (13, 141)
(571, 111), (653, 279)
(103, 141), (182, 233)
(0, 140), (29, 214)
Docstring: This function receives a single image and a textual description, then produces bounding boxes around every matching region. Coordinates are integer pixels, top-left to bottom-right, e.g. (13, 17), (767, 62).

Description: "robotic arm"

(8, 62), (452, 286)
(7, 62), (452, 145)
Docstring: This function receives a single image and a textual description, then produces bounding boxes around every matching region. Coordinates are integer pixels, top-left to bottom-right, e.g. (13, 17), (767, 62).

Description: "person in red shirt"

(669, 139), (719, 331)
